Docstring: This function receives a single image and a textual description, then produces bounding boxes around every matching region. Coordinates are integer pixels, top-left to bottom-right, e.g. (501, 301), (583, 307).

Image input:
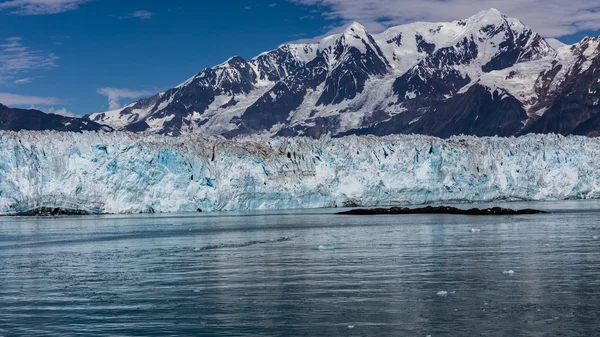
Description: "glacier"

(0, 131), (599, 215)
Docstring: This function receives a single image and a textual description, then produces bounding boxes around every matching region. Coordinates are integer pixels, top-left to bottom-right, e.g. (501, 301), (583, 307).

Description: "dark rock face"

(338, 206), (548, 216)
(523, 39), (600, 136)
(253, 44), (315, 82)
(11, 207), (92, 216)
(228, 57), (329, 136)
(406, 85), (529, 138)
(393, 37), (478, 109)
(0, 104), (110, 132)
(317, 30), (390, 106)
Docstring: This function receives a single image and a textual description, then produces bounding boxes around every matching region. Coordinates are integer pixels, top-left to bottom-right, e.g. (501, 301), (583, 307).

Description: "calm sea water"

(1, 201), (600, 336)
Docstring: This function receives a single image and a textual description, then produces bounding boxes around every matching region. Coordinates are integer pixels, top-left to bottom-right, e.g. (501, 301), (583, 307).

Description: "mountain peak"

(479, 8), (504, 17)
(467, 8), (508, 24)
(345, 21), (367, 33)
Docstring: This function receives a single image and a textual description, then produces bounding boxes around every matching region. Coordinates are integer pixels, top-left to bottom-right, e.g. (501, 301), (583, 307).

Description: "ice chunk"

(437, 291), (448, 296)
(593, 236), (599, 240)
(317, 245), (335, 251)
(347, 325), (355, 329)
(470, 228), (481, 233)
(503, 270), (515, 275)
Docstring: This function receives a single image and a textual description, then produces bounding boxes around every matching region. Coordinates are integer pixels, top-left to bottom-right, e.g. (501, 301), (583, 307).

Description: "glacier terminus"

(0, 131), (597, 215)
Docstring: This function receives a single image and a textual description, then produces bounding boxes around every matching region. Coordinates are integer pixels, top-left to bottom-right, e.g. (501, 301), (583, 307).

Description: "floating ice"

(347, 325), (355, 329)
(503, 270), (515, 275)
(593, 236), (599, 240)
(470, 228), (481, 233)
(317, 245), (335, 251)
(437, 291), (448, 296)
(195, 237), (292, 251)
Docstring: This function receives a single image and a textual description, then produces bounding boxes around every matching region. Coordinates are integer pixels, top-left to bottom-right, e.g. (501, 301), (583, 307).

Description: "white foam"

(470, 229), (481, 233)
(437, 291), (448, 296)
(318, 245), (335, 251)
(503, 270), (515, 275)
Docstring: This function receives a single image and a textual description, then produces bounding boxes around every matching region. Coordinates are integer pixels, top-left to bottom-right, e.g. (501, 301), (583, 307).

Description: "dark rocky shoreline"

(337, 206), (548, 216)
(9, 207), (92, 217)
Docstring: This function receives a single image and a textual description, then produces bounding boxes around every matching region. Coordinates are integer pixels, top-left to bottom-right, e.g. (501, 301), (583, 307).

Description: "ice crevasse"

(0, 131), (598, 214)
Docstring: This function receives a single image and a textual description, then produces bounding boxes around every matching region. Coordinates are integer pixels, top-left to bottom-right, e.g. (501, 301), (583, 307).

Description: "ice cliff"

(0, 131), (598, 214)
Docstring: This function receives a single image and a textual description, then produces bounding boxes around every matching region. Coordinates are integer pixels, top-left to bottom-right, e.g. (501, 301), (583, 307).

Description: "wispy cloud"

(13, 77), (32, 84)
(0, 92), (61, 106)
(97, 87), (154, 110)
(0, 37), (58, 84)
(0, 0), (92, 15)
(288, 0), (600, 38)
(121, 10), (153, 20)
(45, 106), (75, 117)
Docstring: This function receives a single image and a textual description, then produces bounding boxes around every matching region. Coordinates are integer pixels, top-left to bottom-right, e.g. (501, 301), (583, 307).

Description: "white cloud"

(0, 0), (92, 15)
(0, 37), (58, 84)
(13, 77), (33, 84)
(121, 10), (153, 20)
(0, 93), (61, 106)
(97, 87), (154, 110)
(288, 0), (600, 38)
(45, 106), (75, 117)
(132, 10), (152, 19)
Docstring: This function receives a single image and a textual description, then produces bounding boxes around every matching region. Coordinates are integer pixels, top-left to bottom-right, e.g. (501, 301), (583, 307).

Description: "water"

(1, 201), (600, 336)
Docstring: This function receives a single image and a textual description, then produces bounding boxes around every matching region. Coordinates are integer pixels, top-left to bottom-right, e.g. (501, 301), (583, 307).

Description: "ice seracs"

(2, 131), (600, 215)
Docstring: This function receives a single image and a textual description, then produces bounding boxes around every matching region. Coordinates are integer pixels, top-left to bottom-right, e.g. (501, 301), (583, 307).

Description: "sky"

(1, 0), (599, 116)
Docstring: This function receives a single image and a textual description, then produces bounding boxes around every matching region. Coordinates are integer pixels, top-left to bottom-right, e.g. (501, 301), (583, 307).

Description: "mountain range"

(0, 104), (109, 132)
(4, 9), (600, 138)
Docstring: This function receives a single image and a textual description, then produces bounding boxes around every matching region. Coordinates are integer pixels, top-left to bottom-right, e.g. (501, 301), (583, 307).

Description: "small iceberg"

(470, 228), (481, 233)
(437, 291), (448, 297)
(347, 325), (355, 329)
(317, 245), (335, 251)
(503, 270), (515, 275)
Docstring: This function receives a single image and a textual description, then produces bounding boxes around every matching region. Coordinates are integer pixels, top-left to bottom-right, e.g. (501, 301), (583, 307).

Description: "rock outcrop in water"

(11, 207), (92, 217)
(337, 206), (548, 215)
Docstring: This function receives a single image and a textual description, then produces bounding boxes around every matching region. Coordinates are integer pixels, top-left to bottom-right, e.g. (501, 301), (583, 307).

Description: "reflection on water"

(1, 201), (600, 336)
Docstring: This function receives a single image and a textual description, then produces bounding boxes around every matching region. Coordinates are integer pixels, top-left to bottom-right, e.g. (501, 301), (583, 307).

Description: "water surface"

(1, 201), (599, 336)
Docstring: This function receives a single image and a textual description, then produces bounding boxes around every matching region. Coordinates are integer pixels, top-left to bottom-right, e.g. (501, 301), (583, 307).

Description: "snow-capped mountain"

(88, 9), (600, 138)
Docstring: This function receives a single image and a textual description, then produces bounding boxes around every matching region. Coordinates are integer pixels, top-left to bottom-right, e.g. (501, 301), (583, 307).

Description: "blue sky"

(1, 0), (599, 116)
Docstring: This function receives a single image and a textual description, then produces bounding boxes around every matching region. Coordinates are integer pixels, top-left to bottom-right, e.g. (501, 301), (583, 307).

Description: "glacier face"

(0, 131), (599, 215)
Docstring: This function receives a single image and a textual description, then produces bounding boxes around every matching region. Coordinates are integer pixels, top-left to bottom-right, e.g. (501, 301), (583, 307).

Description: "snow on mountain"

(546, 38), (567, 50)
(1, 131), (599, 215)
(87, 9), (600, 139)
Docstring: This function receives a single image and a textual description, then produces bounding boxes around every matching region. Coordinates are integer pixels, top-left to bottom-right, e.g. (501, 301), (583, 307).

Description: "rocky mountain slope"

(0, 104), (110, 132)
(87, 9), (600, 139)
